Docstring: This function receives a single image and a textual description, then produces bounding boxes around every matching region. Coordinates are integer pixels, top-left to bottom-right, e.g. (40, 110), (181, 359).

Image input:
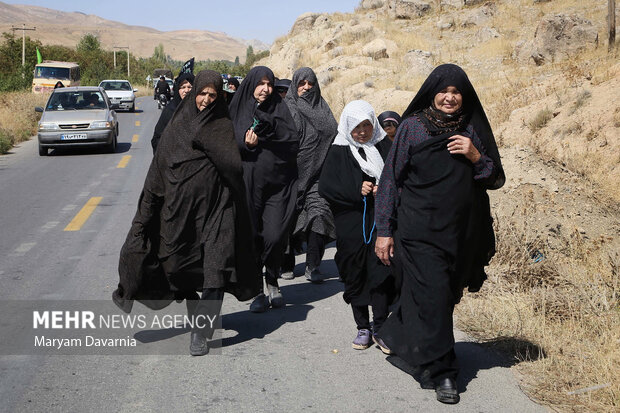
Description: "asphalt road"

(0, 97), (546, 412)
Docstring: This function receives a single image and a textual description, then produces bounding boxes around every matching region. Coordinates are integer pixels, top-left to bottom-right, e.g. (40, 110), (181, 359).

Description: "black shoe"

(189, 331), (209, 356)
(266, 284), (284, 308)
(304, 267), (323, 283)
(435, 378), (459, 404)
(249, 293), (270, 313)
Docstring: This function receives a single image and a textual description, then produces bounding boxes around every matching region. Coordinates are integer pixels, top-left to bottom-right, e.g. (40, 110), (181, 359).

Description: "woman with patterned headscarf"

(282, 67), (337, 283)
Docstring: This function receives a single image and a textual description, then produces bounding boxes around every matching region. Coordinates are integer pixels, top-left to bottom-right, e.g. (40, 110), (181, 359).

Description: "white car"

(99, 80), (137, 112)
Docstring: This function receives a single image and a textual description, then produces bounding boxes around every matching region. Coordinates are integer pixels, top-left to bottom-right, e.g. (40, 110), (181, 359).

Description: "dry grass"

(0, 91), (47, 154)
(456, 196), (620, 412)
(528, 108), (553, 133)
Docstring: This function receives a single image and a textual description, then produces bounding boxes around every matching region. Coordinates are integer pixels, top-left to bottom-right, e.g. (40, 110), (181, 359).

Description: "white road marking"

(41, 221), (60, 232)
(79, 192), (91, 197)
(14, 242), (36, 255)
(62, 204), (78, 211)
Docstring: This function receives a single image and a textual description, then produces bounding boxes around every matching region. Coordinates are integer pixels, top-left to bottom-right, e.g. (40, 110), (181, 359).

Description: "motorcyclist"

(155, 76), (171, 101)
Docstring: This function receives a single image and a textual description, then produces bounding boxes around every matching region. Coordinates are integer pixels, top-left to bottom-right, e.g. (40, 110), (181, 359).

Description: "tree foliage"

(153, 43), (166, 64)
(0, 32), (270, 92)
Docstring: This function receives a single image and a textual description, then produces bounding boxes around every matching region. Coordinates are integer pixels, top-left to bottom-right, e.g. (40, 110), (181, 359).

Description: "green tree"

(246, 45), (254, 62)
(0, 32), (42, 91)
(76, 33), (101, 54)
(153, 43), (166, 65)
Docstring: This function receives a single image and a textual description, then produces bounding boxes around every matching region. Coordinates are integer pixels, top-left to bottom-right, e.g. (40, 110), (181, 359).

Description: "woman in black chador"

(374, 64), (505, 404)
(151, 71), (195, 153)
(282, 67), (337, 283)
(228, 66), (299, 313)
(319, 100), (395, 354)
(114, 70), (262, 356)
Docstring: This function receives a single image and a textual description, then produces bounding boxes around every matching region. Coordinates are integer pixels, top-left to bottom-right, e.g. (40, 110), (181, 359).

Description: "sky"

(4, 0), (361, 44)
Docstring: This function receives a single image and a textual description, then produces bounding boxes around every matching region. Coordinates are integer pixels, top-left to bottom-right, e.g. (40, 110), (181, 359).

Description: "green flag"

(36, 48), (42, 64)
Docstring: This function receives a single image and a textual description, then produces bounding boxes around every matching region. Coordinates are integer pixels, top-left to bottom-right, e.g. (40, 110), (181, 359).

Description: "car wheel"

(130, 103), (135, 113)
(108, 134), (117, 153)
(39, 144), (47, 156)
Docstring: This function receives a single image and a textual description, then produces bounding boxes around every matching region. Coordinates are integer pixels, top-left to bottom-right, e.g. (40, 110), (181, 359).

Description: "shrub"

(528, 108), (553, 133)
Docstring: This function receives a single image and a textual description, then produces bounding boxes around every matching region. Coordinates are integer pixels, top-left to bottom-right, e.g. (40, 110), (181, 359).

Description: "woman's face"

(382, 121), (397, 140)
(178, 80), (192, 100)
(297, 79), (314, 97)
(351, 119), (374, 144)
(253, 76), (273, 103)
(433, 86), (463, 114)
(195, 84), (218, 111)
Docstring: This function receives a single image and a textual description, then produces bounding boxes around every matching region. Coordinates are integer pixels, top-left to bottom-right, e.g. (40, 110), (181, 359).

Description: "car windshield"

(46, 91), (106, 111)
(35, 66), (71, 80)
(100, 81), (131, 91)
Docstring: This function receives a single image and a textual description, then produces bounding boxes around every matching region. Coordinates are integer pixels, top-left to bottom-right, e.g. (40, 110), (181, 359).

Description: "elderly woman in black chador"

(374, 64), (505, 404)
(151, 72), (195, 153)
(319, 100), (395, 353)
(114, 70), (262, 356)
(228, 66), (299, 313)
(281, 67), (337, 283)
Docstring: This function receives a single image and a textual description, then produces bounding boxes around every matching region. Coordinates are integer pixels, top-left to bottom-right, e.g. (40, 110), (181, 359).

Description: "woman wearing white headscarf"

(318, 100), (395, 353)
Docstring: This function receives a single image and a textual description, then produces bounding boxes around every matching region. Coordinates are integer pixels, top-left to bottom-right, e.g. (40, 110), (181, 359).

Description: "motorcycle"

(157, 93), (169, 109)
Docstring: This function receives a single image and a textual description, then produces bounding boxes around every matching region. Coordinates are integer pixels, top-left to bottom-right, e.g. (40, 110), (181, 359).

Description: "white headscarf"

(332, 100), (387, 184)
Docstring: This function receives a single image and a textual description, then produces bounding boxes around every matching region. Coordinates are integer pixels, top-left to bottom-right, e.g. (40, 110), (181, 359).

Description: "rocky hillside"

(0, 1), (269, 61)
(261, 0), (619, 202)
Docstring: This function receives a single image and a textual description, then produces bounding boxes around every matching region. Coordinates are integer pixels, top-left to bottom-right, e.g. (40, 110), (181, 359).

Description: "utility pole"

(10, 24), (36, 66)
(609, 0), (616, 51)
(113, 46), (130, 77)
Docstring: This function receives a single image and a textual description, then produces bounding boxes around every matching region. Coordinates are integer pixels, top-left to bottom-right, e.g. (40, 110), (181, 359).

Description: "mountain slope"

(0, 1), (266, 61)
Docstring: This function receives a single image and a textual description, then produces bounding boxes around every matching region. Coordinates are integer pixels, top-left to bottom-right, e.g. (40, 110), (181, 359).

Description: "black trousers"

(306, 230), (327, 270)
(281, 230), (327, 273)
(351, 281), (390, 332)
(189, 288), (224, 339)
(421, 348), (458, 383)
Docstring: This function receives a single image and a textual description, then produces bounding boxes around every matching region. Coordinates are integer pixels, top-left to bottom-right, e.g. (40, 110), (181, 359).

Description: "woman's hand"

(372, 184), (378, 196)
(375, 236), (394, 266)
(448, 135), (480, 163)
(361, 181), (374, 196)
(245, 129), (258, 148)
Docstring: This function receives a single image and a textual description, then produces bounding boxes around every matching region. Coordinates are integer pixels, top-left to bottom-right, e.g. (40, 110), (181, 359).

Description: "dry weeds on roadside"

(456, 189), (619, 412)
(0, 91), (46, 154)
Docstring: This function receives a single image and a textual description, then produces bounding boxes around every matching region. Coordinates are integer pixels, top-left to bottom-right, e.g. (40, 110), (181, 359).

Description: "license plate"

(61, 134), (88, 140)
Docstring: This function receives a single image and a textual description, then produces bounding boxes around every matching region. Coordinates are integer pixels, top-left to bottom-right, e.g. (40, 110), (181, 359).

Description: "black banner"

(179, 57), (195, 76)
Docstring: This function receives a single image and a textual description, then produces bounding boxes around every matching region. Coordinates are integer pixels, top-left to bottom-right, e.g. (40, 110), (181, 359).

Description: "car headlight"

(90, 121), (112, 129)
(38, 122), (59, 131)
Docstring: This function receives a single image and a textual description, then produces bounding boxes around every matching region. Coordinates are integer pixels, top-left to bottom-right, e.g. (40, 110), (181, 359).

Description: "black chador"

(319, 100), (395, 340)
(228, 66), (299, 310)
(114, 70), (261, 314)
(374, 64), (504, 402)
